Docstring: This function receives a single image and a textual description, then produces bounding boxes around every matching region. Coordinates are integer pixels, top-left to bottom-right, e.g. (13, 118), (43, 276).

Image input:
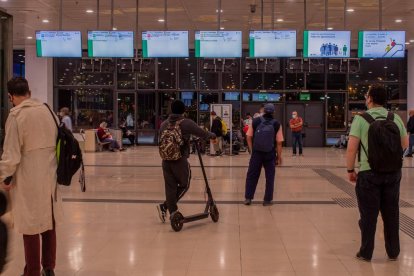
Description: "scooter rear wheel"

(170, 211), (184, 232)
(210, 204), (219, 223)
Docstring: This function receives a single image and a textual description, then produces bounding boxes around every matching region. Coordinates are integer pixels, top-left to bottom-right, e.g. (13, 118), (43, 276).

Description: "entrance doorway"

(285, 103), (324, 147)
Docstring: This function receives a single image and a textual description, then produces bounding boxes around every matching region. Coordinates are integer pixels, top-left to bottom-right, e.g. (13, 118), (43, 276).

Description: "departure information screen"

(142, 31), (189, 58)
(358, 31), (405, 58)
(195, 31), (242, 58)
(303, 31), (351, 58)
(88, 31), (134, 58)
(249, 31), (296, 57)
(36, 31), (82, 57)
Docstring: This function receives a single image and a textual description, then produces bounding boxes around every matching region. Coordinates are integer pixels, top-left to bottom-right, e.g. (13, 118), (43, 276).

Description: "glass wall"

(53, 50), (408, 145)
(0, 11), (13, 141)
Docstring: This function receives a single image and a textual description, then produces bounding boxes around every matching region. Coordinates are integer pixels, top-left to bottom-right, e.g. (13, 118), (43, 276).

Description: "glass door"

(136, 92), (156, 145)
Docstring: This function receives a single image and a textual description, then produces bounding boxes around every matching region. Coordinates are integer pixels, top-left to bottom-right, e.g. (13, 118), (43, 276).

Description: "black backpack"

(359, 112), (403, 173)
(253, 117), (278, 153)
(45, 104), (86, 192)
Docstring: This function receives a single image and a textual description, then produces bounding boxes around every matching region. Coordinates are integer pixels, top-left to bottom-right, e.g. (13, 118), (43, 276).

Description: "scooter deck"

(182, 213), (209, 223)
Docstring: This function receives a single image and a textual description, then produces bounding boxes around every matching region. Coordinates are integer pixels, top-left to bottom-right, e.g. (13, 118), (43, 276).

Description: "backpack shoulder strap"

(259, 116), (265, 123)
(386, 112), (395, 121)
(43, 103), (59, 129)
(359, 112), (375, 125)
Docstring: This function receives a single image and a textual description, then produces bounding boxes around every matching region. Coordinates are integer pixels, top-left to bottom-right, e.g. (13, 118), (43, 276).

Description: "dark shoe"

(388, 255), (398, 261)
(119, 148), (126, 151)
(356, 252), (371, 262)
(41, 269), (55, 276)
(406, 154), (413, 157)
(244, 199), (252, 206)
(157, 204), (167, 223)
(263, 201), (273, 206)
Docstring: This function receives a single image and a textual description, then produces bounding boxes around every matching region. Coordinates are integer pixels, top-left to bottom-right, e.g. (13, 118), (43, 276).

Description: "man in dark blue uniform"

(244, 103), (284, 206)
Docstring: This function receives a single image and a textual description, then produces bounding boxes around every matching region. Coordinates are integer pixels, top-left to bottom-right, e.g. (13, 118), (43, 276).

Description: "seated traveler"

(120, 121), (136, 146)
(97, 122), (125, 152)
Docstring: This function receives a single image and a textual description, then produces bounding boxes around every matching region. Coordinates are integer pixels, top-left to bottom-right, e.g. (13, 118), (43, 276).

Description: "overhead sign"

(358, 31), (405, 58)
(303, 31), (351, 58)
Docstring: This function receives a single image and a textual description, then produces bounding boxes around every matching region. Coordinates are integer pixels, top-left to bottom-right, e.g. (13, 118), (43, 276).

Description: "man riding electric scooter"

(157, 100), (216, 223)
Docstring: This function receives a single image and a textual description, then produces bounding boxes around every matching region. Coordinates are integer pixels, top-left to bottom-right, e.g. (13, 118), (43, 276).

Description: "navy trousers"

(245, 151), (276, 202)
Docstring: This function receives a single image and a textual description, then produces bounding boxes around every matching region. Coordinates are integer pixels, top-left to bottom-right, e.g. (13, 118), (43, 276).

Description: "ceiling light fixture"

(327, 27), (334, 30)
(220, 27), (225, 30)
(346, 8), (355, 12)
(395, 19), (402, 23)
(405, 42), (410, 45)
(215, 9), (223, 13)
(277, 19), (284, 22)
(86, 9), (94, 13)
(158, 19), (165, 22)
(410, 39), (414, 43)
(27, 36), (33, 39)
(42, 19), (49, 23)
(112, 27), (117, 31)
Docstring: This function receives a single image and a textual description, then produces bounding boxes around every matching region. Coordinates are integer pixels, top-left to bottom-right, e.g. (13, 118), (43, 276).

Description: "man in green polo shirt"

(346, 85), (408, 262)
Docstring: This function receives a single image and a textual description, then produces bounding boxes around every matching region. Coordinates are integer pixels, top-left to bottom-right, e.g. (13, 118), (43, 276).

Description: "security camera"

(250, 4), (256, 13)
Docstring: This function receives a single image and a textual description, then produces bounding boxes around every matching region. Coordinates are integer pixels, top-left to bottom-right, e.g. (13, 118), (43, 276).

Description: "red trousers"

(22, 227), (56, 276)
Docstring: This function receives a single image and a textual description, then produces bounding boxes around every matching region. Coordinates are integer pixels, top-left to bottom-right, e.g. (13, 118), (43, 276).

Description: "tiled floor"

(2, 147), (414, 276)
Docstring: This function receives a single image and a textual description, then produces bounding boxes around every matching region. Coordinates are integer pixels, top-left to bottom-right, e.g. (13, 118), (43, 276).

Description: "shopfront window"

(179, 58), (197, 89)
(137, 59), (155, 89)
(180, 92), (197, 122)
(242, 73), (262, 90)
(137, 92), (156, 130)
(57, 88), (114, 130)
(264, 73), (283, 90)
(327, 93), (346, 130)
(199, 92), (219, 128)
(158, 58), (176, 89)
(222, 92), (241, 129)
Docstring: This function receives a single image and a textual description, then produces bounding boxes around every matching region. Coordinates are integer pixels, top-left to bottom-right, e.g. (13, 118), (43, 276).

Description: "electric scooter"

(170, 139), (219, 232)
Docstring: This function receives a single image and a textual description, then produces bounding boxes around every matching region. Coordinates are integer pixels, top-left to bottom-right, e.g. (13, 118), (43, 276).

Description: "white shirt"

(61, 115), (73, 132)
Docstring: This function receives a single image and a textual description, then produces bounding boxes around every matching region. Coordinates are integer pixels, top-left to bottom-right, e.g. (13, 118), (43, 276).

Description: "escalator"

(383, 44), (404, 57)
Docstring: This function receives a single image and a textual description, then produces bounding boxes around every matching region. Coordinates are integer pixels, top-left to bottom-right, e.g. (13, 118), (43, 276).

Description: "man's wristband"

(347, 169), (355, 173)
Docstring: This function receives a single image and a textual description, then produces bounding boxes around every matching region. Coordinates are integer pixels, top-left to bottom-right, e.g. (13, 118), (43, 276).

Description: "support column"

(408, 49), (414, 115)
(24, 45), (54, 106)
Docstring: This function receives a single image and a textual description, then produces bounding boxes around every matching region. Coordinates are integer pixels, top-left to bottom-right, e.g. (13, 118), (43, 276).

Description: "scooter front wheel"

(210, 204), (219, 223)
(170, 211), (184, 232)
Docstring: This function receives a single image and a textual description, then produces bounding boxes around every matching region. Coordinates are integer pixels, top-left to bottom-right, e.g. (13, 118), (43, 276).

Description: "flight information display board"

(358, 31), (405, 58)
(249, 31), (297, 57)
(303, 31), (351, 58)
(88, 31), (134, 58)
(142, 31), (189, 58)
(36, 31), (82, 57)
(195, 31), (242, 58)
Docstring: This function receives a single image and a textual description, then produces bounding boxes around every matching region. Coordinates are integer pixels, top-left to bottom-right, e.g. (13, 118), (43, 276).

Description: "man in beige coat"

(0, 77), (61, 276)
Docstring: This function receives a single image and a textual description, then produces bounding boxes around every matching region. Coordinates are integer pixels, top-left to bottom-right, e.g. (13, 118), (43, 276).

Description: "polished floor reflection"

(2, 147), (414, 276)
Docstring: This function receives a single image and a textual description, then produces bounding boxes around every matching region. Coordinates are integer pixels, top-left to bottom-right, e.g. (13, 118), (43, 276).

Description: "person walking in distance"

(405, 110), (414, 157)
(347, 85), (408, 262)
(244, 103), (284, 206)
(157, 100), (216, 222)
(289, 111), (304, 156)
(0, 77), (63, 276)
(60, 107), (73, 132)
(210, 111), (224, 156)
